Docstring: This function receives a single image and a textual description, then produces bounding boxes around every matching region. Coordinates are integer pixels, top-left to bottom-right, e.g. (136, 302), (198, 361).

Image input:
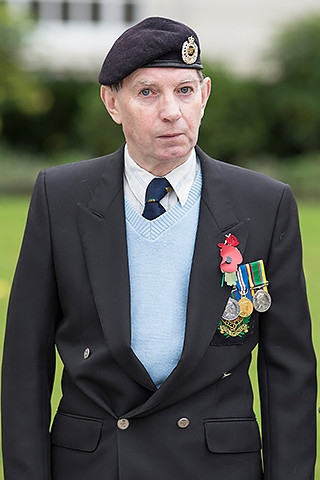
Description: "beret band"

(98, 17), (203, 86)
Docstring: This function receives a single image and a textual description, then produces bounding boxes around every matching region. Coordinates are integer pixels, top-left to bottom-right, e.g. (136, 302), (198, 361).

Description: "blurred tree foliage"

(0, 3), (50, 135)
(74, 84), (125, 156)
(201, 13), (320, 161)
(198, 64), (270, 162)
(262, 14), (320, 157)
(269, 13), (320, 85)
(0, 9), (320, 163)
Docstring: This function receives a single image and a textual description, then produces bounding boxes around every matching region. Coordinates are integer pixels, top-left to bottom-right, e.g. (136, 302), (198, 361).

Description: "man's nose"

(159, 94), (182, 122)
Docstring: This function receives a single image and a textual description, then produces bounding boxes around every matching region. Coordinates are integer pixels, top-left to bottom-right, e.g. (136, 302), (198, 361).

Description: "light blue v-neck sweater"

(125, 170), (202, 388)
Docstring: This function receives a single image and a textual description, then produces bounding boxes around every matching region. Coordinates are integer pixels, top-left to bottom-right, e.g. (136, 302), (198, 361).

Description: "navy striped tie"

(142, 177), (172, 220)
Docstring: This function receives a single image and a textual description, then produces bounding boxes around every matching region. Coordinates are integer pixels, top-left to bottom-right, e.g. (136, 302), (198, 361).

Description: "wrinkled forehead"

(122, 67), (203, 89)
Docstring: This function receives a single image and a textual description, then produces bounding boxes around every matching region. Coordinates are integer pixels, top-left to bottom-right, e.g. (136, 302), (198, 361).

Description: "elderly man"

(1, 16), (316, 480)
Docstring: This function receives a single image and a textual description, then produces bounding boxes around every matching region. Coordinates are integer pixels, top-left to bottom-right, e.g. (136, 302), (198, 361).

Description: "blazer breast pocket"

(51, 411), (103, 452)
(211, 310), (258, 346)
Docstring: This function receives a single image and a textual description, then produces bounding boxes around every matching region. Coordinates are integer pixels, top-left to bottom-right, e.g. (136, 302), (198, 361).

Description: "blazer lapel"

(180, 148), (251, 369)
(77, 148), (155, 391)
(149, 148), (250, 391)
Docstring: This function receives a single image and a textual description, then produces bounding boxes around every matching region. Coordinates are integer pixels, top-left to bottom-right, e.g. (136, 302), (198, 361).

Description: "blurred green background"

(0, 2), (319, 478)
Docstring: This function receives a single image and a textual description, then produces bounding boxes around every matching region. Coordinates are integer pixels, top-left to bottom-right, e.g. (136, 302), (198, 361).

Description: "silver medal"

(221, 297), (240, 321)
(252, 289), (272, 312)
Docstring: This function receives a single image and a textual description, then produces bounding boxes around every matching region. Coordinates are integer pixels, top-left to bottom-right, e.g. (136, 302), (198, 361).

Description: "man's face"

(101, 68), (211, 175)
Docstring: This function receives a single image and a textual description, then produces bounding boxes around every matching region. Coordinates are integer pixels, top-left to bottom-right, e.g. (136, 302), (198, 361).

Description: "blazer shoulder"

(34, 146), (125, 205)
(196, 146), (288, 197)
(44, 145), (124, 183)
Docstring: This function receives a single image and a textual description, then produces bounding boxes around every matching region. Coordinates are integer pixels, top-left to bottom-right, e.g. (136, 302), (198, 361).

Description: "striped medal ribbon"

(245, 260), (272, 313)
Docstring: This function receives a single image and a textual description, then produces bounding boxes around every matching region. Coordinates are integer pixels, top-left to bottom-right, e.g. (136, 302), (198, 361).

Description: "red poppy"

(217, 235), (243, 273)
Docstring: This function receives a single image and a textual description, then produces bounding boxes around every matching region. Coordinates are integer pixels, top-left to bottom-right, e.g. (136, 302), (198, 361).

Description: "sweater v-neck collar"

(125, 168), (202, 240)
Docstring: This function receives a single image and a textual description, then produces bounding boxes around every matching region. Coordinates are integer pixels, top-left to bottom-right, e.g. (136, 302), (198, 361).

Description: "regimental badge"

(218, 315), (251, 338)
(182, 36), (198, 65)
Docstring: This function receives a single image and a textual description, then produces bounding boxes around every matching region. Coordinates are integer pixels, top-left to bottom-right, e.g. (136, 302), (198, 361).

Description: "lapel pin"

(217, 234), (243, 286)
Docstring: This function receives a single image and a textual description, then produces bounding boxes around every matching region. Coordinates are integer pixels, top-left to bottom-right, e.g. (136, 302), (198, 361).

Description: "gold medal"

(238, 296), (254, 317)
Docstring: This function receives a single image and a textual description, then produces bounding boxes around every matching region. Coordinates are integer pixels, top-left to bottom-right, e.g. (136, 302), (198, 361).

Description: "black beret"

(98, 16), (203, 86)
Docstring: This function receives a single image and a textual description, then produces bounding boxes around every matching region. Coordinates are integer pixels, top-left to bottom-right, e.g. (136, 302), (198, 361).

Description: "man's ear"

(100, 86), (122, 125)
(200, 76), (211, 116)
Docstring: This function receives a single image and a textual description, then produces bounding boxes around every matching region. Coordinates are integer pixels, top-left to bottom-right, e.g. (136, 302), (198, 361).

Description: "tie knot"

(143, 177), (172, 220)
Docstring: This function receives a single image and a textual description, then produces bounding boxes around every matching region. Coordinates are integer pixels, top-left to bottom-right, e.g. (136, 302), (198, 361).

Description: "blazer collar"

(77, 145), (251, 405)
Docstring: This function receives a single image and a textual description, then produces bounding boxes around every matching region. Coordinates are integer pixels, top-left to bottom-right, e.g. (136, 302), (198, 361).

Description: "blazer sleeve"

(1, 171), (60, 480)
(258, 185), (317, 480)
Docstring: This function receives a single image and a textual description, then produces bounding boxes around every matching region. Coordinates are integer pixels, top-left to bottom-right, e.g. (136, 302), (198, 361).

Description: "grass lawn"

(0, 196), (319, 477)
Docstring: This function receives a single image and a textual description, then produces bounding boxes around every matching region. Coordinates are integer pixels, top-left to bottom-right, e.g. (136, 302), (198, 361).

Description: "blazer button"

(117, 418), (130, 430)
(177, 417), (190, 429)
(83, 348), (91, 359)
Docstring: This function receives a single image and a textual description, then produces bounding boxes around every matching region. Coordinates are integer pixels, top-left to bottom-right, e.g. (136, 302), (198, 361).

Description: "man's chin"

(157, 145), (191, 163)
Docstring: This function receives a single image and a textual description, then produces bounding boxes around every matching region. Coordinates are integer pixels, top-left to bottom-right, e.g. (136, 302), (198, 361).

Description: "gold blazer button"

(177, 417), (190, 429)
(117, 418), (130, 430)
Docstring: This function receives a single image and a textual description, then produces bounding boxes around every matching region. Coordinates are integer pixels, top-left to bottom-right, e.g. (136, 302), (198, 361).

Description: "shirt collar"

(124, 145), (198, 208)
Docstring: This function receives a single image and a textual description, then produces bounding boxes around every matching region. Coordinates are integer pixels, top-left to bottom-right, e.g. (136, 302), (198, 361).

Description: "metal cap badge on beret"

(98, 17), (203, 86)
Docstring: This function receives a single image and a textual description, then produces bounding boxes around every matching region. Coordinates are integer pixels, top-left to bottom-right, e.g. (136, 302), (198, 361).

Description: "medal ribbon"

(245, 260), (268, 297)
(235, 264), (252, 301)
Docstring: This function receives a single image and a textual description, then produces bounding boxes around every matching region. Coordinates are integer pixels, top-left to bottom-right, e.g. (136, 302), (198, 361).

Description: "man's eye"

(140, 89), (151, 96)
(180, 86), (191, 94)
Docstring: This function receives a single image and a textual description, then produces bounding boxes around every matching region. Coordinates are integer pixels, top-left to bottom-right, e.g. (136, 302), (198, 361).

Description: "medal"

(252, 289), (272, 312)
(221, 297), (240, 321)
(235, 264), (253, 317)
(238, 296), (254, 317)
(245, 260), (272, 312)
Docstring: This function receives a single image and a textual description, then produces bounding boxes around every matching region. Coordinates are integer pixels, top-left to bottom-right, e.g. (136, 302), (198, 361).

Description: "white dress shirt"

(123, 144), (199, 214)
